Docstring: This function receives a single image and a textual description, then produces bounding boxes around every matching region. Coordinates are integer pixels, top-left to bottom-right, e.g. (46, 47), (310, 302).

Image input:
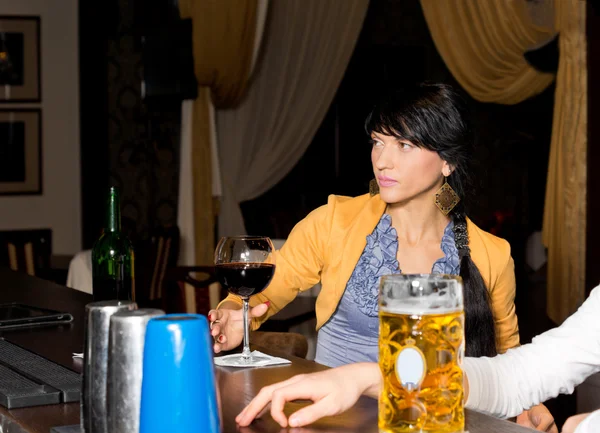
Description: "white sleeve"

(575, 410), (600, 433)
(464, 286), (600, 418)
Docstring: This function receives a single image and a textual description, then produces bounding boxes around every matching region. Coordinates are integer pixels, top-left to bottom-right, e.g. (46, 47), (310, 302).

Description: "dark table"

(0, 268), (535, 433)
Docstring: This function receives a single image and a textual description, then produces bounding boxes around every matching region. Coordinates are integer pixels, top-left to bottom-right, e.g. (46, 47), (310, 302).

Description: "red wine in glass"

(215, 263), (275, 298)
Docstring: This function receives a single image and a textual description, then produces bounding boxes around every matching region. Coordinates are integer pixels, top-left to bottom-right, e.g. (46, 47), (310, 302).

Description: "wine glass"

(214, 236), (276, 366)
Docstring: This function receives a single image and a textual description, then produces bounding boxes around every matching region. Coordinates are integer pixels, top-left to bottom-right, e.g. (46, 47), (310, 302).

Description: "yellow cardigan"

(221, 193), (520, 354)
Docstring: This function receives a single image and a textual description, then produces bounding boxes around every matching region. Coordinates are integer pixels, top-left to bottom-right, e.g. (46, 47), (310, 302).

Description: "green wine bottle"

(92, 187), (135, 302)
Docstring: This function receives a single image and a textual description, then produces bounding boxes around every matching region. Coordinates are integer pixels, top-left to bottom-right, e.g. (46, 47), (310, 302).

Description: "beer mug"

(378, 274), (464, 433)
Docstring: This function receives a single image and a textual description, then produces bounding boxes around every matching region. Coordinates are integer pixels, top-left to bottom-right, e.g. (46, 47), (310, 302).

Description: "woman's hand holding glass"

(208, 302), (269, 353)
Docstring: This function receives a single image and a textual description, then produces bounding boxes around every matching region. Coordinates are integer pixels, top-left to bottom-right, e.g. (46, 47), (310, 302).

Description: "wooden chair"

(162, 266), (309, 358)
(250, 331), (308, 359)
(134, 225), (180, 308)
(0, 229), (52, 277)
(162, 265), (220, 316)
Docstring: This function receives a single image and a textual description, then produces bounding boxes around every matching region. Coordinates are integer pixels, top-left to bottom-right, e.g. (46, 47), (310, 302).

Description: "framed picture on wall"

(0, 109), (42, 195)
(0, 16), (41, 102)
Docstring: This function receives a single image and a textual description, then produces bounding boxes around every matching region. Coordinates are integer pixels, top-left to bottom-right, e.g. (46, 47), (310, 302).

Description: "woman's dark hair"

(365, 82), (497, 358)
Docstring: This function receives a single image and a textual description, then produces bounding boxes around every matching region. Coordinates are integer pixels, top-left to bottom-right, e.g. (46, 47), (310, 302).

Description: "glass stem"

(241, 298), (252, 361)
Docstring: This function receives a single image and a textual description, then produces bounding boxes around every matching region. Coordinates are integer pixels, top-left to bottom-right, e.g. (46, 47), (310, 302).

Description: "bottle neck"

(106, 187), (121, 233)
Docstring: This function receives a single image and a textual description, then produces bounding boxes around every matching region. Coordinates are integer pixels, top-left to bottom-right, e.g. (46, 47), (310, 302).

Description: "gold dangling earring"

(435, 177), (460, 215)
(369, 178), (380, 196)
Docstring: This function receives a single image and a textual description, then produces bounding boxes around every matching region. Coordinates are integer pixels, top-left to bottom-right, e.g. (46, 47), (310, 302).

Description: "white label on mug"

(395, 344), (426, 391)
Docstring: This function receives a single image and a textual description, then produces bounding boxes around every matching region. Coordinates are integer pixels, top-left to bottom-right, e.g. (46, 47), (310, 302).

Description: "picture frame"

(0, 16), (41, 102)
(0, 109), (42, 195)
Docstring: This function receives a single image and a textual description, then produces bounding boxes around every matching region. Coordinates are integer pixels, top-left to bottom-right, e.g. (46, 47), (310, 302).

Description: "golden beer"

(378, 275), (464, 433)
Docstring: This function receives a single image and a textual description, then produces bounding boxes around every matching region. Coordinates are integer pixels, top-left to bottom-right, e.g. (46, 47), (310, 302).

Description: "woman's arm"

(210, 199), (336, 351)
(217, 200), (334, 327)
(465, 287), (600, 418)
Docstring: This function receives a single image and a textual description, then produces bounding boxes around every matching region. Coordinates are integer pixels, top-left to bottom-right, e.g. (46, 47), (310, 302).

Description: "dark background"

(0, 32), (24, 85)
(0, 121), (25, 182)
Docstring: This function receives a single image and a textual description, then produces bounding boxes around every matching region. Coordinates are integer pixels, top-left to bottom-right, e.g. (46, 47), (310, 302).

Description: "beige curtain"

(216, 0), (370, 237)
(178, 0), (258, 264)
(542, 0), (587, 323)
(420, 0), (555, 104)
(420, 0), (587, 322)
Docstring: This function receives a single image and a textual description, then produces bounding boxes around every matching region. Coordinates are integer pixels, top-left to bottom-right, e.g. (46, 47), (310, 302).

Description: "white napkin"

(214, 350), (291, 368)
(72, 352), (83, 358)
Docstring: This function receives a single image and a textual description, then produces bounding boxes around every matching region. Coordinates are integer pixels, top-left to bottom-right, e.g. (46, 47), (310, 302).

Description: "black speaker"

(138, 0), (197, 102)
(142, 18), (197, 101)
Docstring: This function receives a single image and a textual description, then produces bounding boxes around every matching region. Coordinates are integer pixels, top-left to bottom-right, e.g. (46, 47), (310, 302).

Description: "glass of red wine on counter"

(214, 236), (276, 366)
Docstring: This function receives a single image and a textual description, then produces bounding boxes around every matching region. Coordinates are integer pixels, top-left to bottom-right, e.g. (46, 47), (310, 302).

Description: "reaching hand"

(516, 404), (557, 433)
(208, 302), (269, 353)
(236, 363), (381, 428)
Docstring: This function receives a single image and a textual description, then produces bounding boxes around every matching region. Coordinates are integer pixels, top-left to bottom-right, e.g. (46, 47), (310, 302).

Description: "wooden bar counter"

(0, 268), (535, 433)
